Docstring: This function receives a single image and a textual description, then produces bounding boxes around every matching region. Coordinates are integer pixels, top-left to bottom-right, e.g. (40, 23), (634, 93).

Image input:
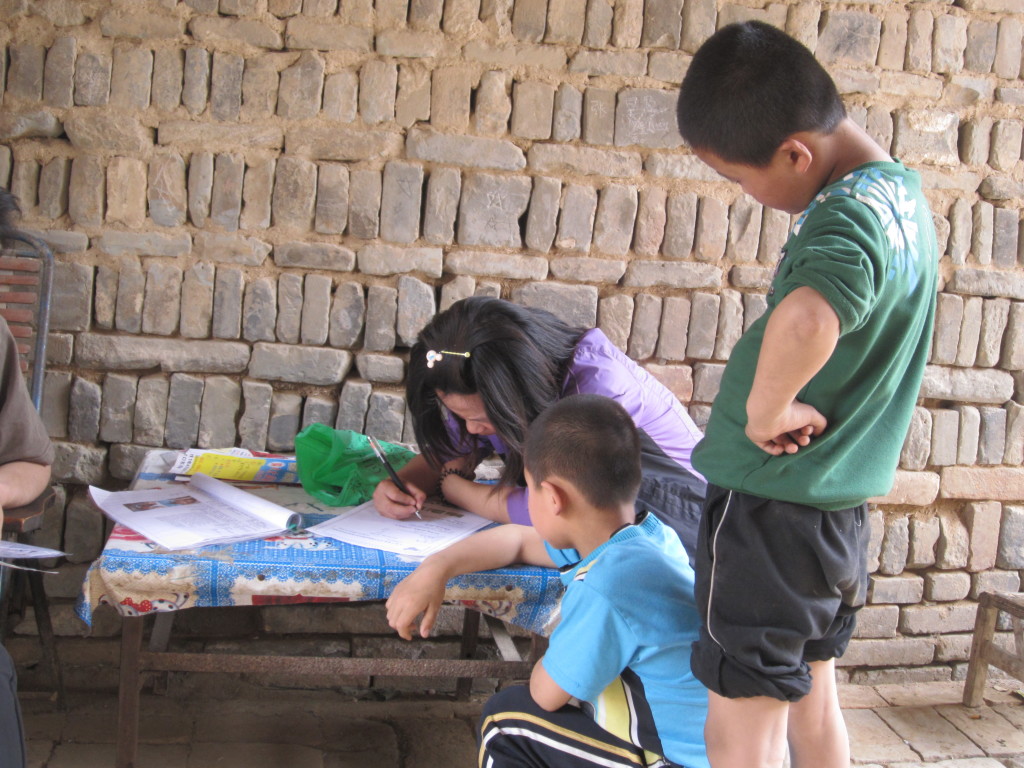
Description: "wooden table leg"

(147, 612), (176, 695)
(27, 570), (66, 709)
(116, 616), (145, 768)
(456, 608), (481, 700)
(963, 593), (999, 707)
(148, 612), (175, 652)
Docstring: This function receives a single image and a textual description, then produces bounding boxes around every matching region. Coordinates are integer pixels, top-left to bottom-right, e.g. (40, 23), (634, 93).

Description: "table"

(78, 450), (564, 768)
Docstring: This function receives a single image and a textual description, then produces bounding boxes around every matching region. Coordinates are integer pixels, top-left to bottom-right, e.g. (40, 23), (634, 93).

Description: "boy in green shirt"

(676, 21), (938, 768)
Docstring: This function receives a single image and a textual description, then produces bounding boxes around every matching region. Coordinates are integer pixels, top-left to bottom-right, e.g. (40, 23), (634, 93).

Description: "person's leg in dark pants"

(0, 643), (26, 768)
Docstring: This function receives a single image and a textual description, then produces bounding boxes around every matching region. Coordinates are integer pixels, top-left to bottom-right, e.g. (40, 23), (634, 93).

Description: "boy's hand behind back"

(745, 401), (827, 455)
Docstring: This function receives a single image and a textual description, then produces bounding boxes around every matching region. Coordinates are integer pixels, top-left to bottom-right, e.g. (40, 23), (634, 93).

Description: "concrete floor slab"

(14, 684), (1024, 767)
(846, 707), (920, 764)
(321, 719), (400, 768)
(187, 742), (324, 768)
(47, 742), (190, 768)
(993, 702), (1024, 730)
(875, 706), (986, 762)
(21, 711), (64, 742)
(392, 717), (479, 768)
(841, 683), (890, 709)
(192, 706), (325, 745)
(888, 760), (1008, 768)
(25, 740), (55, 768)
(936, 704), (1024, 758)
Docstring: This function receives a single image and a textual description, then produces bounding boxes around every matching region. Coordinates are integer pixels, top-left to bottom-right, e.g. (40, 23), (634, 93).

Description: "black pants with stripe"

(690, 484), (869, 702)
(478, 685), (675, 768)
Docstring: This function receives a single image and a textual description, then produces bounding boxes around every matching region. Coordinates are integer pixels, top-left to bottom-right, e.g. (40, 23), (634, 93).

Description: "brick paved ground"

(14, 680), (1024, 768)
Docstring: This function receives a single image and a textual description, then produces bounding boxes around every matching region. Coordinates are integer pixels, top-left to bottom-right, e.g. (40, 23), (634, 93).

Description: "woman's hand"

(372, 477), (427, 519)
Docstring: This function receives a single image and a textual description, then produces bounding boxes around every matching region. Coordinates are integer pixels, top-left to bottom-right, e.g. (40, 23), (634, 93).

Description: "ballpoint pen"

(367, 435), (423, 519)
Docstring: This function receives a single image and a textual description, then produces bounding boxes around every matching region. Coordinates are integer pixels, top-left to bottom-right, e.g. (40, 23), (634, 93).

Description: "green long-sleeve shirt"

(693, 161), (938, 510)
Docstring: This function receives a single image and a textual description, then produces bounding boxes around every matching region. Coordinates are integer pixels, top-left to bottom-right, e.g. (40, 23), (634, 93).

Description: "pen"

(367, 435), (422, 519)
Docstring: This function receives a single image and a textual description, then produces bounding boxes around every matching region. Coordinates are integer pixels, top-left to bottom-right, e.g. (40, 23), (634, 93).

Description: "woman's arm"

(438, 471), (512, 523)
(374, 449), (516, 523)
(0, 460), (51, 510)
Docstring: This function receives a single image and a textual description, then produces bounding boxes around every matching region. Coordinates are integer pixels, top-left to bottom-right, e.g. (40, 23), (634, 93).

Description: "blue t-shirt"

(542, 513), (709, 768)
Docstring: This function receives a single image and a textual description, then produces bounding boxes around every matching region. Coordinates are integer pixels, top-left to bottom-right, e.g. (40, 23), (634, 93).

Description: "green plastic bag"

(294, 424), (417, 507)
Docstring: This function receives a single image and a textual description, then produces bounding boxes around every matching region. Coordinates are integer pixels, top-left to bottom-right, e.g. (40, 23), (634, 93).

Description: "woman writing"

(371, 297), (706, 559)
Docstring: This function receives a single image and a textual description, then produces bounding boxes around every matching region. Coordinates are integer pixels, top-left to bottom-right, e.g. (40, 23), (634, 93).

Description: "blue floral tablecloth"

(77, 451), (563, 636)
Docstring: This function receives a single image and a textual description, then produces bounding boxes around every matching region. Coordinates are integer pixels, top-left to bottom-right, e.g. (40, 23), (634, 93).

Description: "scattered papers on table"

(89, 473), (302, 551)
(307, 500), (494, 559)
(170, 448), (299, 484)
(0, 541), (66, 572)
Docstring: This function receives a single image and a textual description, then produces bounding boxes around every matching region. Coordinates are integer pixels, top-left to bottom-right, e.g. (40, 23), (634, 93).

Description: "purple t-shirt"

(444, 329), (704, 525)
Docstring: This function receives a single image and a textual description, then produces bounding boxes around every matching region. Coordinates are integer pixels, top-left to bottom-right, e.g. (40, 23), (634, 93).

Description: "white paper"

(89, 473), (301, 551)
(308, 500), (493, 559)
(0, 541), (65, 573)
(0, 541), (65, 559)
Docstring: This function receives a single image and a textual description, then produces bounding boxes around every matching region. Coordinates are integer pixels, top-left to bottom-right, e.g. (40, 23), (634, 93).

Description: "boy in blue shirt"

(387, 394), (708, 768)
(676, 21), (938, 768)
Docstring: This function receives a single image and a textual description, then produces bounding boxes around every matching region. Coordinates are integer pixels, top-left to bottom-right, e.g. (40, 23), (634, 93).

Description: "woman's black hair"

(407, 297), (586, 490)
(677, 21), (846, 166)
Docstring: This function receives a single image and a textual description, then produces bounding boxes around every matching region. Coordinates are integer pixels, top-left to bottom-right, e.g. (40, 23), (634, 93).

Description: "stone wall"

(1, 0), (1023, 685)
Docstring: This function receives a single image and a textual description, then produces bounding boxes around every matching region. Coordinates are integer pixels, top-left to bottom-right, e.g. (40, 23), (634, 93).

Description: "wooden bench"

(962, 591), (1024, 707)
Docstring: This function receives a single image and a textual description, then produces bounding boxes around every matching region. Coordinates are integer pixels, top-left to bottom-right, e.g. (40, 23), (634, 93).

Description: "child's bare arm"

(386, 524), (554, 640)
(530, 659), (572, 711)
(746, 286), (840, 455)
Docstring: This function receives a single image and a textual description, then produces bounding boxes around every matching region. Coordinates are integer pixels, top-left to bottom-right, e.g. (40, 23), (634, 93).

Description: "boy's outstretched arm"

(386, 524), (553, 640)
(746, 286), (840, 455)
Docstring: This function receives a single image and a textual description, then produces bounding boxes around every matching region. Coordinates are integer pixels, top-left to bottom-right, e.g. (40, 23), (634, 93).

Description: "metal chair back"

(0, 229), (54, 410)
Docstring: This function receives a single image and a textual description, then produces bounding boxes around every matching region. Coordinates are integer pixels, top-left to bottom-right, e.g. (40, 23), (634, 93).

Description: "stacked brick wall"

(1, 0), (1022, 683)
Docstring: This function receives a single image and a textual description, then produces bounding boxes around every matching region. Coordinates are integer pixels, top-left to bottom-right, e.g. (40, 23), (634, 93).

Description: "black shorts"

(690, 484), (869, 702)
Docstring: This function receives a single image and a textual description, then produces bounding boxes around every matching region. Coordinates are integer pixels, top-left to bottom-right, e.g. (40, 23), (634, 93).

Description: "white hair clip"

(426, 349), (471, 368)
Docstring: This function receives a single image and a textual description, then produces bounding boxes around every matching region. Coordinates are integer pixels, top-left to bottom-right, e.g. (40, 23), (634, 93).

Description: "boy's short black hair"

(677, 21), (846, 166)
(524, 394), (641, 512)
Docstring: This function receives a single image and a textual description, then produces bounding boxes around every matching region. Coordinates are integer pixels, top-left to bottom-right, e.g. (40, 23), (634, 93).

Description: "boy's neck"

(565, 504), (637, 559)
(818, 118), (894, 188)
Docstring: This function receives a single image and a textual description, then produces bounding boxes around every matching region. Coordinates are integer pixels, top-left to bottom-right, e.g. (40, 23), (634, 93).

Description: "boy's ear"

(778, 136), (814, 174)
(538, 478), (570, 515)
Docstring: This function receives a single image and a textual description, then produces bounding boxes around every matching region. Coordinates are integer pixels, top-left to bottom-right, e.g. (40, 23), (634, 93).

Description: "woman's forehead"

(437, 391), (487, 419)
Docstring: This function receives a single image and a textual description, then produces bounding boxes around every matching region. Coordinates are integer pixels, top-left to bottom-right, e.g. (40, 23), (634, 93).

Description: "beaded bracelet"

(436, 467), (472, 504)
